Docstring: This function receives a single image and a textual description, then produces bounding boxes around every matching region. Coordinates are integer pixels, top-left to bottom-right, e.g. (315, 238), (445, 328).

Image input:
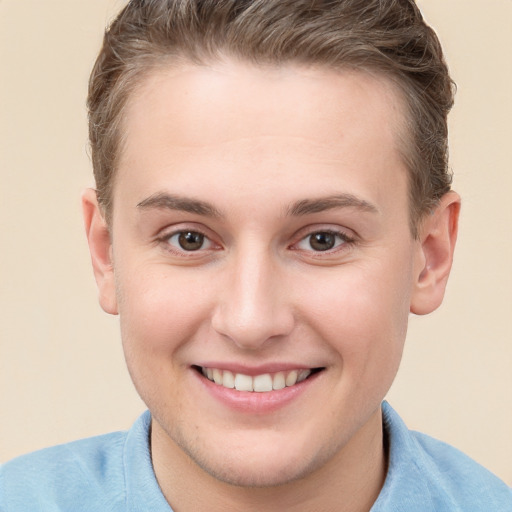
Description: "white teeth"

(285, 370), (298, 387)
(253, 374), (273, 392)
(297, 369), (312, 383)
(234, 373), (253, 391)
(202, 367), (314, 392)
(272, 372), (286, 390)
(212, 368), (223, 385)
(222, 370), (235, 389)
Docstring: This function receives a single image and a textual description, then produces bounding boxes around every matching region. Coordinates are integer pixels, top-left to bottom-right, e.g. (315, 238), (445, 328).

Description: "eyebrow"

(136, 192), (378, 218)
(287, 194), (379, 216)
(137, 193), (222, 217)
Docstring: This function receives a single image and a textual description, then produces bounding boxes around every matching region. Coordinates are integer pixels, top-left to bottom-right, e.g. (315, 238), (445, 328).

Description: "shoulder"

(376, 402), (512, 512)
(1, 411), (173, 512)
(411, 430), (512, 510)
(1, 427), (131, 511)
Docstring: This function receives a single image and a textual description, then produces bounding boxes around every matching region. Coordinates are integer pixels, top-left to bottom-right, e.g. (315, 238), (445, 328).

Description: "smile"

(199, 367), (318, 392)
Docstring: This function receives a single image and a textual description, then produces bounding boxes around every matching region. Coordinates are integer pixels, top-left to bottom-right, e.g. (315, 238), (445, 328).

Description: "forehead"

(121, 60), (405, 152)
(114, 60), (409, 222)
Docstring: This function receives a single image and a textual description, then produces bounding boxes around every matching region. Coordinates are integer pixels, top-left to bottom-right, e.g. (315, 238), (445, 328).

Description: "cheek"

(299, 258), (412, 371)
(115, 266), (214, 414)
(115, 266), (212, 361)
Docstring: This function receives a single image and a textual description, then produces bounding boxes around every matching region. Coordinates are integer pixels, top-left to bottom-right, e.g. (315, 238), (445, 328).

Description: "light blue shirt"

(1, 402), (510, 511)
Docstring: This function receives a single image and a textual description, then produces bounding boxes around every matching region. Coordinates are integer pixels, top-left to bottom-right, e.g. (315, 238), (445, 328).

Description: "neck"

(151, 407), (386, 512)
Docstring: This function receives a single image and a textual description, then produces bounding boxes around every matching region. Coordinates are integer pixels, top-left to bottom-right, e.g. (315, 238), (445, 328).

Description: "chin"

(174, 428), (329, 489)
(195, 452), (316, 488)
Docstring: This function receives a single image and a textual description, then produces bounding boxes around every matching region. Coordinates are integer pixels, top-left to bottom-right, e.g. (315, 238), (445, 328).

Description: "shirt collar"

(124, 410), (173, 511)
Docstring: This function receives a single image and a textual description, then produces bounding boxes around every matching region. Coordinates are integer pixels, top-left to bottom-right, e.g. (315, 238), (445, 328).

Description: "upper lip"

(193, 362), (324, 376)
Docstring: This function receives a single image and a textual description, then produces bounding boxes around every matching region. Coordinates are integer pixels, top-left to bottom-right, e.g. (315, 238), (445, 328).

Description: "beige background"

(1, 0), (511, 485)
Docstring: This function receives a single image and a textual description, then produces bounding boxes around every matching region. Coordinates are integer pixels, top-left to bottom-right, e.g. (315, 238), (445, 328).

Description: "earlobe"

(81, 188), (118, 315)
(410, 191), (461, 315)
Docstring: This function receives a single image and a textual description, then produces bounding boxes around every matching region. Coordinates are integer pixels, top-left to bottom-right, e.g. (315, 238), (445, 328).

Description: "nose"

(211, 248), (294, 350)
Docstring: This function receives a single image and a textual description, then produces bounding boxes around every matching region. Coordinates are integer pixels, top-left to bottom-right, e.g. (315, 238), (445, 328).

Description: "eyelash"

(157, 226), (356, 257)
(158, 227), (218, 256)
(291, 229), (356, 255)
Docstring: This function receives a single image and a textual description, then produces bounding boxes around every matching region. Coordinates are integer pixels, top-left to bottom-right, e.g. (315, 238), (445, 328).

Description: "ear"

(81, 188), (118, 315)
(410, 191), (461, 315)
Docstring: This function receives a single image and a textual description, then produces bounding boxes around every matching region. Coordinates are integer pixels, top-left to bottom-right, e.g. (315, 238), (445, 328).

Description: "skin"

(83, 60), (460, 512)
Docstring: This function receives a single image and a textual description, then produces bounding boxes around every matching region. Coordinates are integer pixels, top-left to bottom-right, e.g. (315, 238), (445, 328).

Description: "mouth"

(193, 365), (324, 393)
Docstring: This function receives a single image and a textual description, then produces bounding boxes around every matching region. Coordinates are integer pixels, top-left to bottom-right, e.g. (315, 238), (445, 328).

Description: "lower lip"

(194, 369), (322, 414)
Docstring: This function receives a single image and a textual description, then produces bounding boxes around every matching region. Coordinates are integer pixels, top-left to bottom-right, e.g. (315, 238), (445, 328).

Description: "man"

(1, 1), (510, 510)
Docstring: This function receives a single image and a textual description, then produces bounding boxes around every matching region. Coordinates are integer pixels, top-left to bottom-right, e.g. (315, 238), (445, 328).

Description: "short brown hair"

(88, 0), (455, 235)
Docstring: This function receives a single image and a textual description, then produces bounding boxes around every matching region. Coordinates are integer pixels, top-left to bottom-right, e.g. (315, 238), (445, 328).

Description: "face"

(92, 61), (431, 486)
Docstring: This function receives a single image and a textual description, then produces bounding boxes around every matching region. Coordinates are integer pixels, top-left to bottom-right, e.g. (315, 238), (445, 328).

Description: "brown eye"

(165, 231), (208, 251)
(177, 231), (204, 251)
(295, 230), (350, 253)
(309, 232), (336, 251)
